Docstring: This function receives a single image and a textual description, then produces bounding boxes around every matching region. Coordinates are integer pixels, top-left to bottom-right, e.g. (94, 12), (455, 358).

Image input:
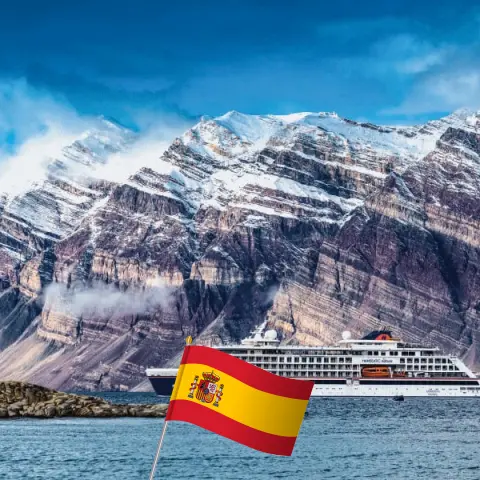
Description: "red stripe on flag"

(166, 399), (298, 456)
(182, 346), (313, 400)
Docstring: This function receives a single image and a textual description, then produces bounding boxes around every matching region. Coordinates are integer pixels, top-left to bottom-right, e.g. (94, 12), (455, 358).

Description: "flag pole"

(148, 420), (169, 480)
(148, 335), (193, 479)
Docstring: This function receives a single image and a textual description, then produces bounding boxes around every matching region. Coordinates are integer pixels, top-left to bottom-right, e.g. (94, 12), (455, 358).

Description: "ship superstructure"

(146, 326), (480, 397)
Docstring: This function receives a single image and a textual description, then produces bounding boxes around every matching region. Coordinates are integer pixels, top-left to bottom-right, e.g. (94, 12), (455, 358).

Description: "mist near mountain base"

(44, 282), (174, 319)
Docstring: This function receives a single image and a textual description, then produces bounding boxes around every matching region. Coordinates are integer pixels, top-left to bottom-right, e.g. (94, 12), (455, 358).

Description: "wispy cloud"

(0, 127), (83, 196)
(386, 70), (480, 115)
(44, 282), (174, 319)
(93, 117), (192, 183)
(371, 34), (450, 75)
(314, 13), (480, 119)
(0, 78), (194, 195)
(376, 16), (480, 116)
(0, 79), (91, 195)
(0, 78), (86, 157)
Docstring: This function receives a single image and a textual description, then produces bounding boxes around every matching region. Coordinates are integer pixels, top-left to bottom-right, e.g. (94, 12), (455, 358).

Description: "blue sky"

(1, 0), (480, 152)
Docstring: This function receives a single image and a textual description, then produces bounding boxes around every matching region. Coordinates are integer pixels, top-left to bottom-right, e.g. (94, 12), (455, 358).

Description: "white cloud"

(369, 34), (450, 76)
(365, 25), (480, 117)
(0, 118), (189, 197)
(317, 18), (480, 119)
(93, 117), (192, 183)
(0, 78), (93, 196)
(385, 70), (480, 115)
(397, 52), (445, 75)
(0, 78), (193, 196)
(93, 135), (173, 183)
(44, 282), (174, 319)
(0, 78), (87, 157)
(427, 71), (480, 106)
(317, 20), (449, 77)
(0, 127), (83, 196)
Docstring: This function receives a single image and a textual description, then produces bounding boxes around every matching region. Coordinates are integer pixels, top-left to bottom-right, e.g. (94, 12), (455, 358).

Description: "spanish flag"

(166, 345), (313, 456)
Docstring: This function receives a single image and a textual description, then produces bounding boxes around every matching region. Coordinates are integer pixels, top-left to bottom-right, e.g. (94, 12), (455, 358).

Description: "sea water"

(0, 394), (478, 479)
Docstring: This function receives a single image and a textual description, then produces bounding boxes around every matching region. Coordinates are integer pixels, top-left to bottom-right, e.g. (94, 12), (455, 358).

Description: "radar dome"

(342, 330), (352, 340)
(264, 329), (278, 341)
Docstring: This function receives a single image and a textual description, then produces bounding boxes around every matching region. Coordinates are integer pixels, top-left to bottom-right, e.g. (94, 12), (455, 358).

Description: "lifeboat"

(361, 366), (390, 378)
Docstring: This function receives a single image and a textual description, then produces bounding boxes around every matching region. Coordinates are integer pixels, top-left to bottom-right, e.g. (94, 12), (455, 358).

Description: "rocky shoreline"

(0, 381), (167, 419)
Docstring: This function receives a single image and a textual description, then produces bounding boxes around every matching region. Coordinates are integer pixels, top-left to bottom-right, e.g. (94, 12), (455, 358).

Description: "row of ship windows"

(256, 365), (458, 372)
(279, 372), (353, 377)
(239, 350), (437, 356)
(273, 372), (465, 378)
(297, 380), (477, 385)
(253, 363), (459, 372)
(358, 380), (475, 385)
(239, 356), (452, 364)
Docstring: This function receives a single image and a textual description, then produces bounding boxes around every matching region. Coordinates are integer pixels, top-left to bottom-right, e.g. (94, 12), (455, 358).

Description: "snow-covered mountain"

(0, 118), (135, 260)
(0, 109), (479, 390)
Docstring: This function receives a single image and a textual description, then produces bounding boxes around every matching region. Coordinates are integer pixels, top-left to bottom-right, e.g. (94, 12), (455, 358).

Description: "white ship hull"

(146, 371), (480, 398)
(311, 383), (480, 397)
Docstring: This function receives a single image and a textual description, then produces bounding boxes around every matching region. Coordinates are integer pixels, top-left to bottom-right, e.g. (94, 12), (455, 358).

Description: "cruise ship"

(146, 326), (480, 398)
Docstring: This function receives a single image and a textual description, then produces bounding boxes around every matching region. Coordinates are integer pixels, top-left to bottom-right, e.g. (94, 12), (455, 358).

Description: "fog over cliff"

(43, 283), (174, 319)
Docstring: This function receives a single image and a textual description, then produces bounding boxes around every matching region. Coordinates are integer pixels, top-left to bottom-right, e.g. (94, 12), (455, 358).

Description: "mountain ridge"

(0, 108), (479, 390)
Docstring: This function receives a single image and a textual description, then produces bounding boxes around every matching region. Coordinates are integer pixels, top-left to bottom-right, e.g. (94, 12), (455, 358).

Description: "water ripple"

(0, 395), (478, 479)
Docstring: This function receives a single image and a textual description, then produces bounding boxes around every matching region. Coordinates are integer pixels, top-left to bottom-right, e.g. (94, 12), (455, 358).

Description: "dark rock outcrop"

(0, 381), (167, 418)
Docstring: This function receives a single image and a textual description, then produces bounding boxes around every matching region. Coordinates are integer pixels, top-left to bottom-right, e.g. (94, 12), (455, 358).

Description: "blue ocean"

(0, 394), (478, 479)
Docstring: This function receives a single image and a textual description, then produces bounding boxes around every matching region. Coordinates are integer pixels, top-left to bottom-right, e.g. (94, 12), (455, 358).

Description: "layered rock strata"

(0, 110), (479, 390)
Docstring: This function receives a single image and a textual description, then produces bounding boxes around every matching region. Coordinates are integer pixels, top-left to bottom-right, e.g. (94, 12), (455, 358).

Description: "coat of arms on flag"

(188, 371), (224, 406)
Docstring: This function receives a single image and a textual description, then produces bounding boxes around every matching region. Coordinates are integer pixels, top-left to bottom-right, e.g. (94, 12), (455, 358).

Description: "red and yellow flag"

(166, 345), (313, 456)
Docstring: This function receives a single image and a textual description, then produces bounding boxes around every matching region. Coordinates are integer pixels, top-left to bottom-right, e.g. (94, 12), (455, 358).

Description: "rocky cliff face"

(0, 109), (479, 390)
